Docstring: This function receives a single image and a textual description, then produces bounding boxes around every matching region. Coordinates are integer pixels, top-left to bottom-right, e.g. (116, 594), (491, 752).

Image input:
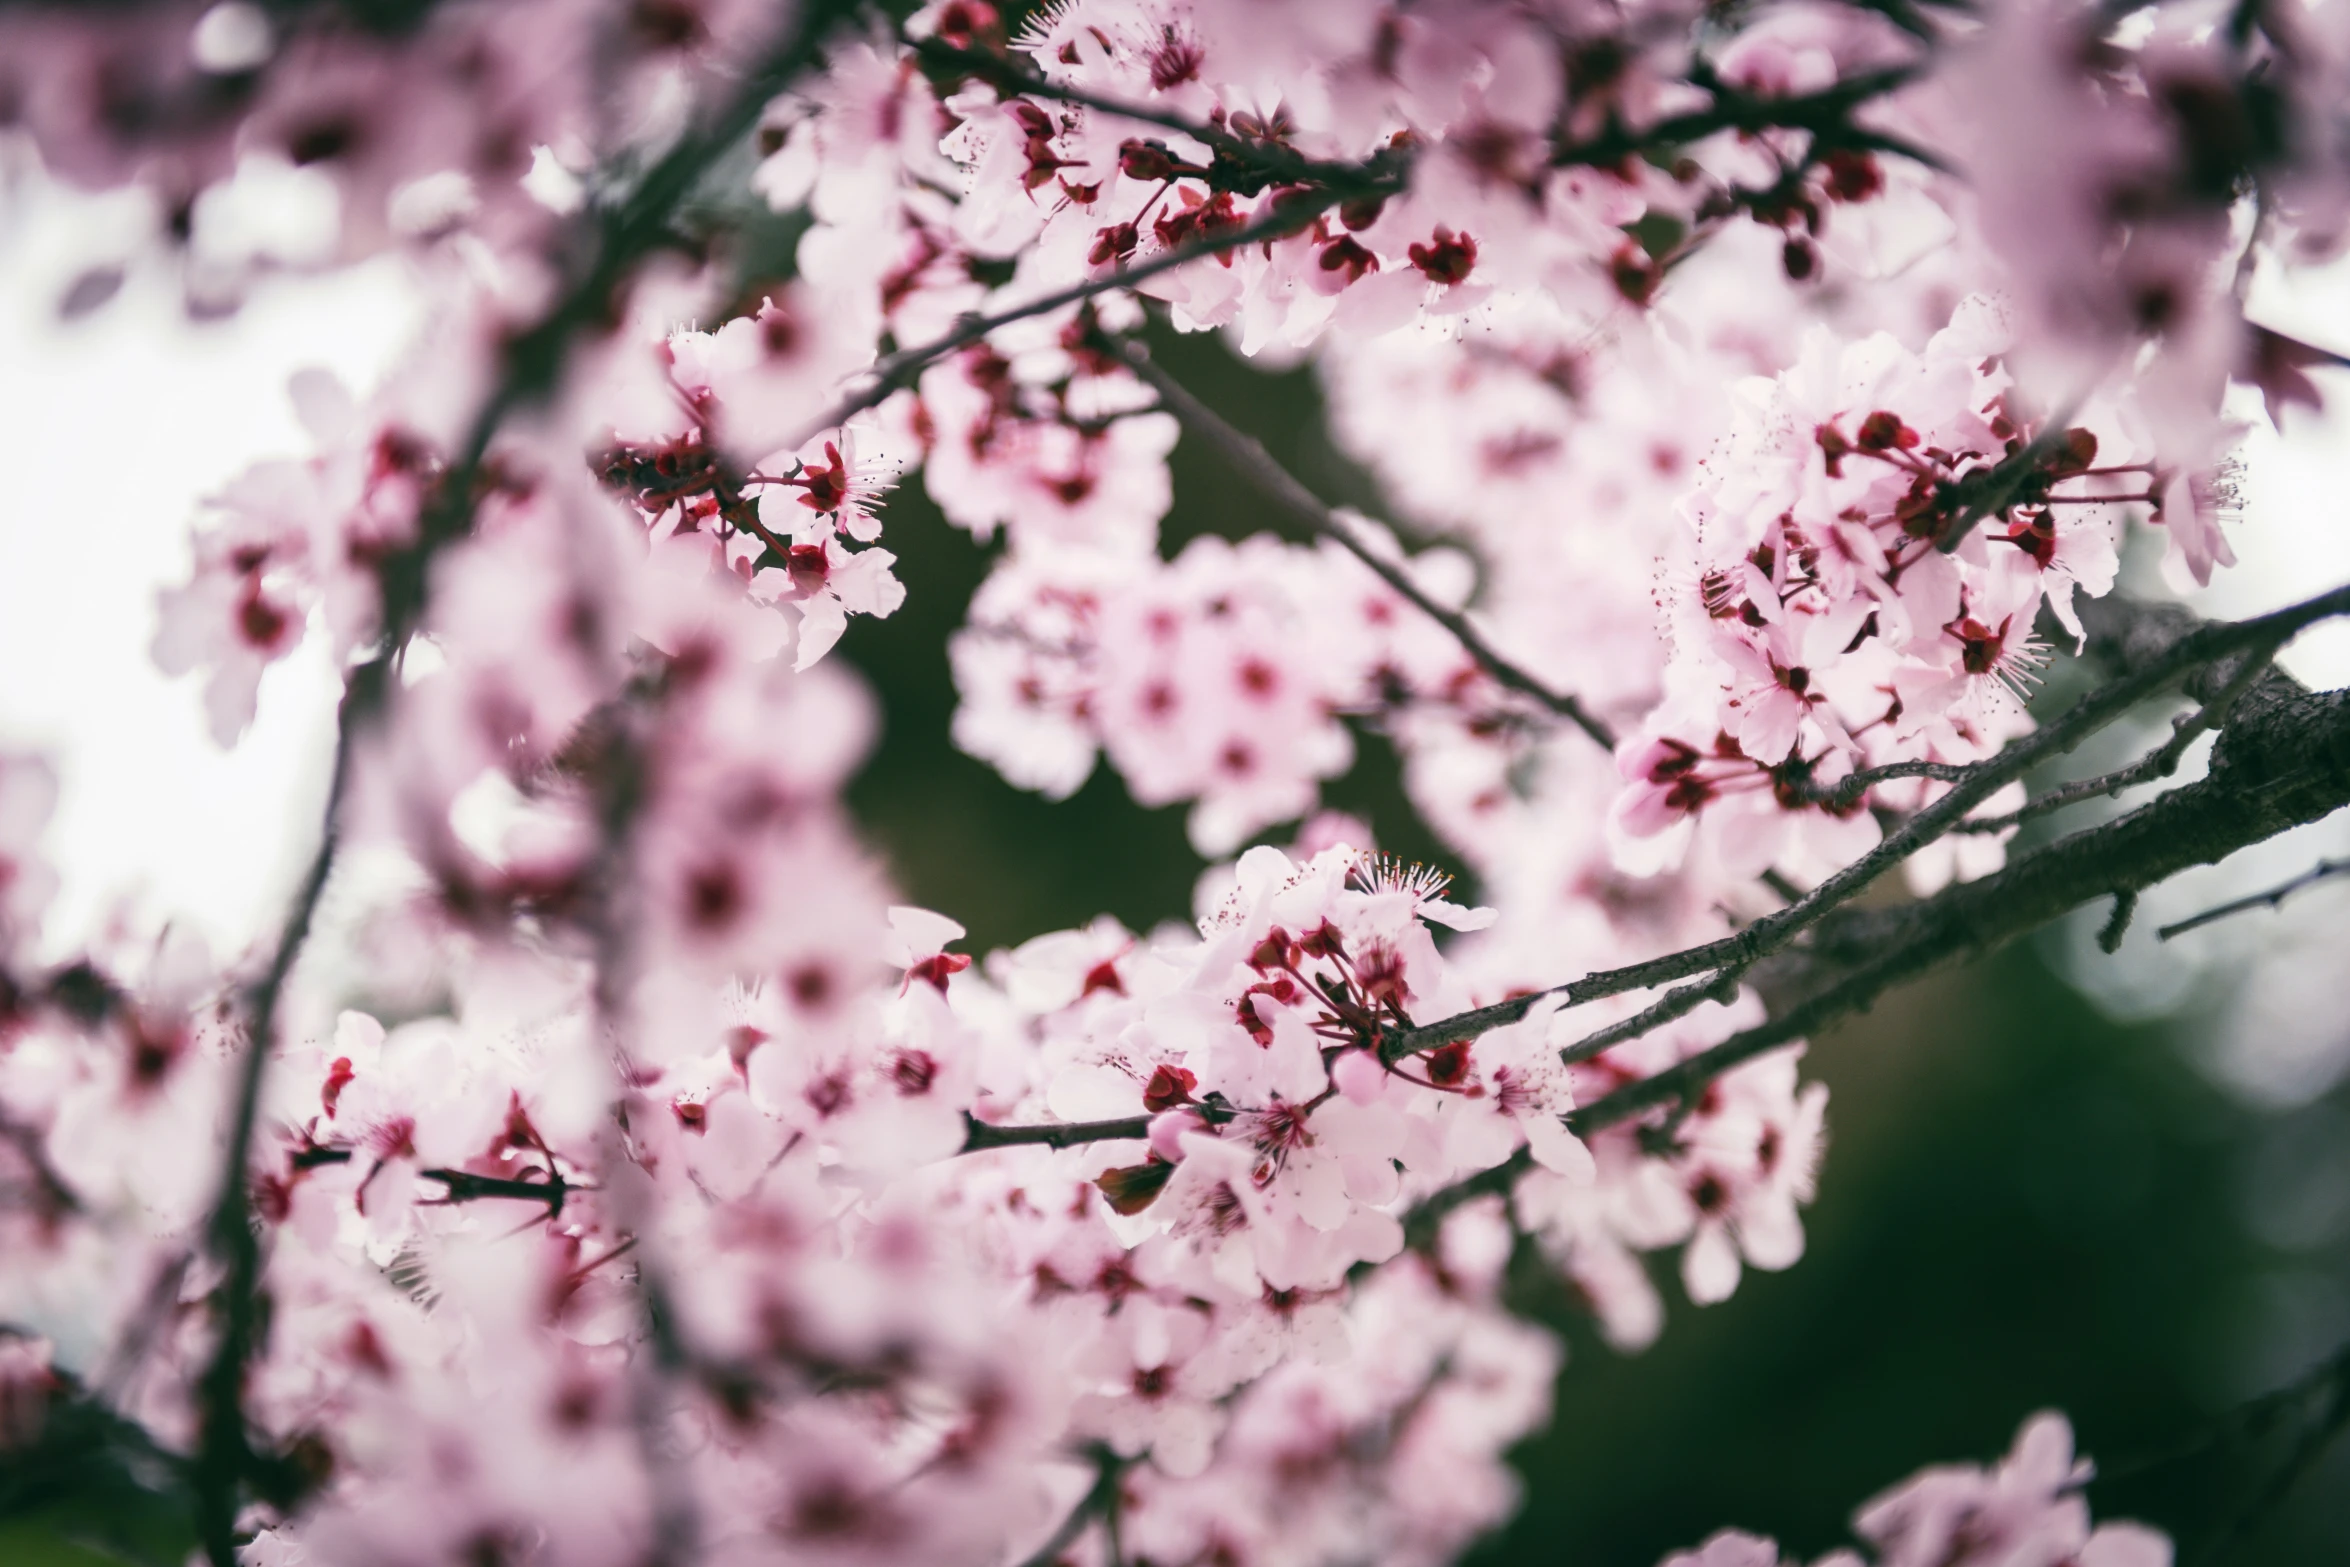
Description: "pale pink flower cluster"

(600, 313), (911, 674)
(1662, 1411), (2171, 1567)
(152, 372), (438, 743)
(907, 320), (1179, 556)
(952, 530), (1479, 852)
(1612, 297), (2147, 887)
(1950, 0), (2350, 534)
(0, 707), (1823, 1567)
(1518, 998), (1827, 1349)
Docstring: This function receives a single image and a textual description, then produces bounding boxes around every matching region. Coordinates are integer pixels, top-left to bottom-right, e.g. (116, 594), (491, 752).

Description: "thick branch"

(1381, 583), (2350, 1064)
(1577, 672), (2350, 1134)
(1958, 638), (2281, 835)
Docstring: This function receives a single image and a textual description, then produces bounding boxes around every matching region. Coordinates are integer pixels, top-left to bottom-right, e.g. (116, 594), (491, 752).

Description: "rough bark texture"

(1783, 599), (2346, 1001)
(1578, 598), (2350, 1135)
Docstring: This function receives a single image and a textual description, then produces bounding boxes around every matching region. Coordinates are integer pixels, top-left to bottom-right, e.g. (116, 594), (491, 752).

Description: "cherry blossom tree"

(1, 0), (2348, 1564)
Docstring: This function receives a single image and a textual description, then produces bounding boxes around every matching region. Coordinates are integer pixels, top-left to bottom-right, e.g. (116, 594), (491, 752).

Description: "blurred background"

(6, 149), (2350, 1567)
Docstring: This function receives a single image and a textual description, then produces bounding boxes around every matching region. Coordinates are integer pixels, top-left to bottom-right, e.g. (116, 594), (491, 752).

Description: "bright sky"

(1, 155), (2346, 980)
(0, 159), (418, 963)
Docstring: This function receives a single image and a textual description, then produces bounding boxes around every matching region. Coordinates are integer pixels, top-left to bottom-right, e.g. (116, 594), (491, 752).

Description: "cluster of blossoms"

(1659, 1413), (2170, 1567)
(1612, 295), (2152, 883)
(952, 529), (1492, 852)
(4, 0), (2346, 1560)
(153, 369), (440, 745)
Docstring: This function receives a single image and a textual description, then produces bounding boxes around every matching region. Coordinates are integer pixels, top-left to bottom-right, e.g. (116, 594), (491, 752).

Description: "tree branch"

(2101, 1336), (2350, 1487)
(906, 37), (1405, 198)
(1016, 1447), (1128, 1567)
(2157, 856), (2350, 940)
(189, 684), (361, 1567)
(184, 5), (863, 1559)
(0, 1109), (83, 1221)
(1956, 636), (2281, 836)
(788, 192), (1356, 449)
(1550, 64), (1933, 170)
(962, 1111), (1151, 1152)
(1574, 655), (2350, 1136)
(1807, 757), (1974, 809)
(2194, 1338), (2350, 1566)
(951, 621), (2349, 1271)
(1380, 583), (2350, 1067)
(1110, 338), (1621, 750)
(287, 1147), (581, 1212)
(964, 590), (2350, 1244)
(1555, 969), (1747, 1067)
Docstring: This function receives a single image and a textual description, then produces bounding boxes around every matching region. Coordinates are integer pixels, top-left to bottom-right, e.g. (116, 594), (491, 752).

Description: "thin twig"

(1016, 1447), (1128, 1567)
(0, 1110), (82, 1220)
(1552, 64), (1937, 170)
(2095, 889), (2137, 953)
(2194, 1341), (2350, 1566)
(1809, 757), (1974, 809)
(963, 1112), (1152, 1152)
(1397, 1148), (1530, 1256)
(1111, 338), (1620, 750)
(285, 1148), (581, 1212)
(906, 38), (1403, 197)
(1957, 640), (2282, 836)
(2158, 857), (2350, 940)
(1563, 956), (1859, 1135)
(189, 676), (364, 1566)
(2101, 1337), (2350, 1486)
(787, 192), (1355, 450)
(1933, 397), (2090, 554)
(1556, 969), (1747, 1067)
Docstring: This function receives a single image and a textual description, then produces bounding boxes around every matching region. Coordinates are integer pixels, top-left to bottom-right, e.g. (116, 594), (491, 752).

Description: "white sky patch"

(0, 157), (419, 963)
(2207, 249), (2350, 690)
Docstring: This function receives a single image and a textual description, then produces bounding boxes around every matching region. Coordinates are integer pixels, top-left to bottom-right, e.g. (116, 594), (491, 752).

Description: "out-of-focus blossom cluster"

(1660, 1411), (2171, 1567)
(152, 369), (440, 744)
(952, 528), (1490, 853)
